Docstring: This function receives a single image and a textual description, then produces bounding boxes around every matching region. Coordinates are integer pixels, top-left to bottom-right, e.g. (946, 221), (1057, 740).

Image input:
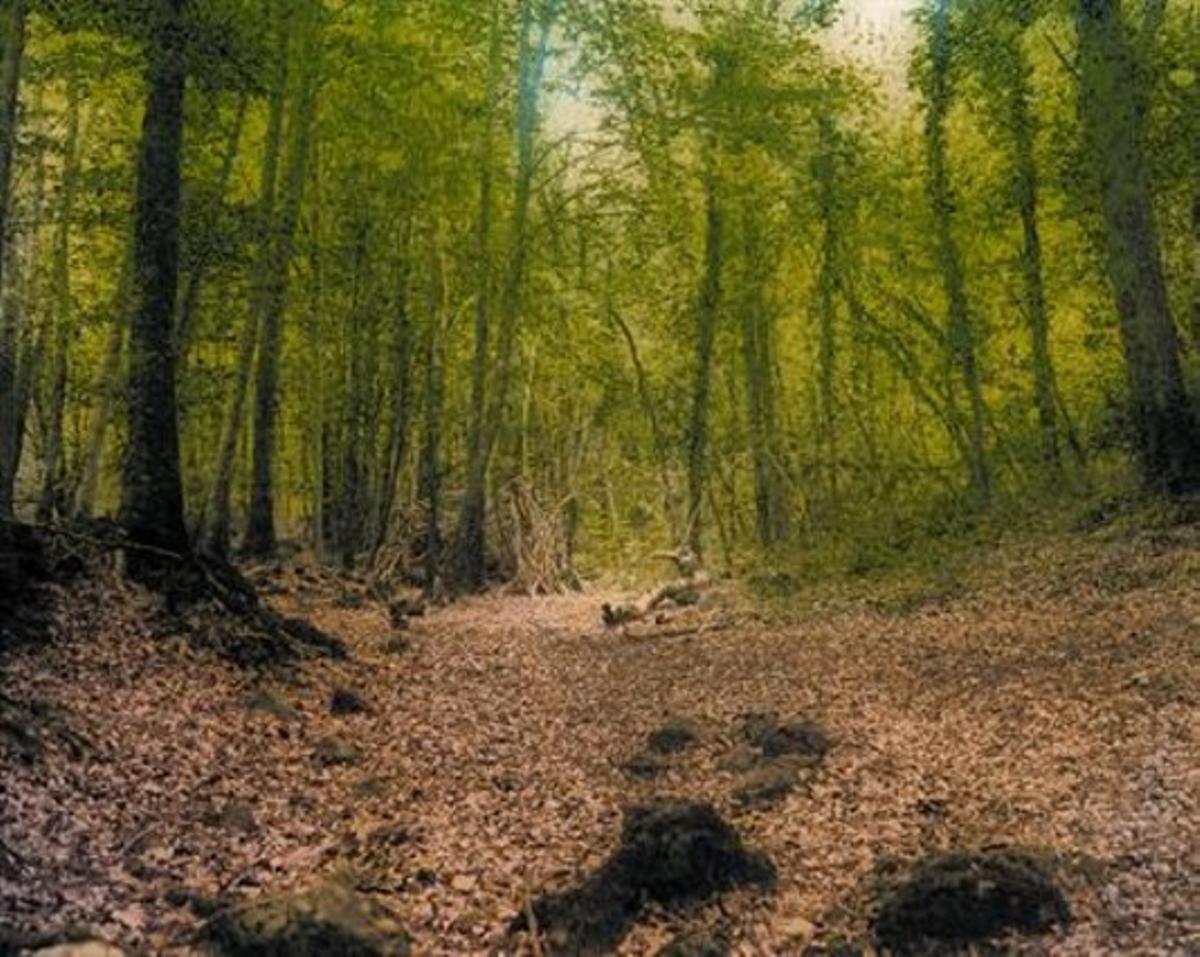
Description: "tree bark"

(200, 1), (292, 556)
(72, 251), (134, 519)
(243, 0), (321, 557)
(813, 110), (840, 504)
(606, 295), (680, 542)
(1008, 43), (1060, 468)
(0, 0), (26, 520)
(1077, 0), (1200, 492)
(737, 199), (788, 546)
(373, 219), (414, 556)
(38, 55), (82, 522)
(452, 0), (560, 591)
(924, 0), (990, 502)
(419, 222), (446, 597)
(118, 0), (189, 555)
(685, 172), (723, 555)
(174, 91), (249, 363)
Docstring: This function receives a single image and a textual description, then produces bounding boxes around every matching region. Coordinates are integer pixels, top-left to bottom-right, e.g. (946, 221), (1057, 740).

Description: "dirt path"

(2, 546), (1198, 954)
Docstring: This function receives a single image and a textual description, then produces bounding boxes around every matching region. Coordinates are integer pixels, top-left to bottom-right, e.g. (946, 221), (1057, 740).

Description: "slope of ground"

(1, 521), (1197, 954)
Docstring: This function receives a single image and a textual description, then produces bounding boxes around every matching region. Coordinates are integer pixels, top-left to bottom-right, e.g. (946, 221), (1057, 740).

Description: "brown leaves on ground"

(1, 528), (1198, 954)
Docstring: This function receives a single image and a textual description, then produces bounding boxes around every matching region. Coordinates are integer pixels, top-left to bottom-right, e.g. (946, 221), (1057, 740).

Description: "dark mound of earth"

(516, 800), (774, 956)
(872, 849), (1070, 954)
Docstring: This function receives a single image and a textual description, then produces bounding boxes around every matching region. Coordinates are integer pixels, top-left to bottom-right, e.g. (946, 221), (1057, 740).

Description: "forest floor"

(1, 514), (1198, 955)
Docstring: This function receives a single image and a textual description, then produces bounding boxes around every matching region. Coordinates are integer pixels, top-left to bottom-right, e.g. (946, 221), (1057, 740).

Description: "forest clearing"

(2, 0), (1200, 952)
(2, 510), (1198, 955)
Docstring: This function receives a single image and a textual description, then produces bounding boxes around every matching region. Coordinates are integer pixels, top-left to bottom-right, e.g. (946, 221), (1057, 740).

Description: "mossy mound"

(518, 801), (774, 955)
(313, 736), (363, 767)
(738, 713), (830, 763)
(872, 850), (1070, 954)
(207, 881), (411, 956)
(647, 717), (701, 755)
(330, 687), (369, 715)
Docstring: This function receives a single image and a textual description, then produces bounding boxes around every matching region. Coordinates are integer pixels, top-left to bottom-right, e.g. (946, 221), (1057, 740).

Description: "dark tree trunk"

(1077, 0), (1200, 492)
(119, 0), (189, 555)
(0, 0), (27, 521)
(200, 1), (291, 557)
(244, 0), (321, 557)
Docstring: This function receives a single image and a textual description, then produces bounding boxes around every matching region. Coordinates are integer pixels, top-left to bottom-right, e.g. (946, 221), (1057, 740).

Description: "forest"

(0, 0), (1198, 954)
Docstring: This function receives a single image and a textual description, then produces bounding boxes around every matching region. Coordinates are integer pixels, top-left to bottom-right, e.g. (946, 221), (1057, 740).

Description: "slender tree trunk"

(38, 60), (82, 522)
(814, 110), (840, 504)
(7, 118), (44, 510)
(0, 0), (26, 521)
(925, 0), (989, 502)
(419, 223), (445, 597)
(373, 220), (414, 556)
(1001, 11), (1061, 468)
(1191, 191), (1199, 350)
(452, 0), (560, 591)
(738, 201), (788, 546)
(1077, 0), (1200, 492)
(685, 172), (723, 554)
(174, 91), (249, 362)
(73, 250), (133, 518)
(200, 3), (292, 556)
(119, 0), (189, 556)
(606, 297), (679, 542)
(244, 0), (322, 557)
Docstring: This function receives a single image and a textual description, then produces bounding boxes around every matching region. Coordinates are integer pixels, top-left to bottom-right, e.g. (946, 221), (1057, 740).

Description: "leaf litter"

(0, 529), (1197, 954)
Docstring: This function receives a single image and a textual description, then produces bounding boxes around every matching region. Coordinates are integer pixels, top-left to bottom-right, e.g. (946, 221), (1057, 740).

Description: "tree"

(0, 0), (27, 521)
(119, 0), (189, 555)
(1077, 0), (1200, 492)
(243, 0), (322, 557)
(919, 0), (990, 502)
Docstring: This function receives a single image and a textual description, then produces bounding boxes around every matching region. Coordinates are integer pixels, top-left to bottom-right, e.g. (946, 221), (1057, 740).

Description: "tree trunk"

(244, 0), (321, 557)
(38, 56), (82, 522)
(419, 223), (446, 597)
(813, 110), (840, 505)
(685, 172), (723, 554)
(0, 0), (26, 520)
(1077, 0), (1200, 492)
(452, 0), (560, 591)
(200, 1), (292, 556)
(373, 220), (414, 556)
(119, 0), (189, 555)
(606, 296), (680, 542)
(73, 250), (134, 519)
(999, 6), (1061, 469)
(925, 0), (989, 502)
(737, 200), (788, 546)
(174, 91), (249, 363)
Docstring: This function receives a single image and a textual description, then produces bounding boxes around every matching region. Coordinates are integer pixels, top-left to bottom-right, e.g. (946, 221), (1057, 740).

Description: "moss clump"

(872, 850), (1070, 954)
(518, 801), (774, 955)
(207, 881), (410, 957)
(647, 717), (701, 755)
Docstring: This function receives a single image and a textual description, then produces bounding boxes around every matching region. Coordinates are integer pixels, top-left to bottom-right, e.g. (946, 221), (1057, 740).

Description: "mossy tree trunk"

(924, 0), (989, 503)
(118, 0), (189, 556)
(1077, 0), (1200, 492)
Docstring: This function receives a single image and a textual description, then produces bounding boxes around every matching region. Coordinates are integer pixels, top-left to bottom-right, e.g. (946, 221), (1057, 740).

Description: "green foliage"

(3, 0), (1198, 582)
